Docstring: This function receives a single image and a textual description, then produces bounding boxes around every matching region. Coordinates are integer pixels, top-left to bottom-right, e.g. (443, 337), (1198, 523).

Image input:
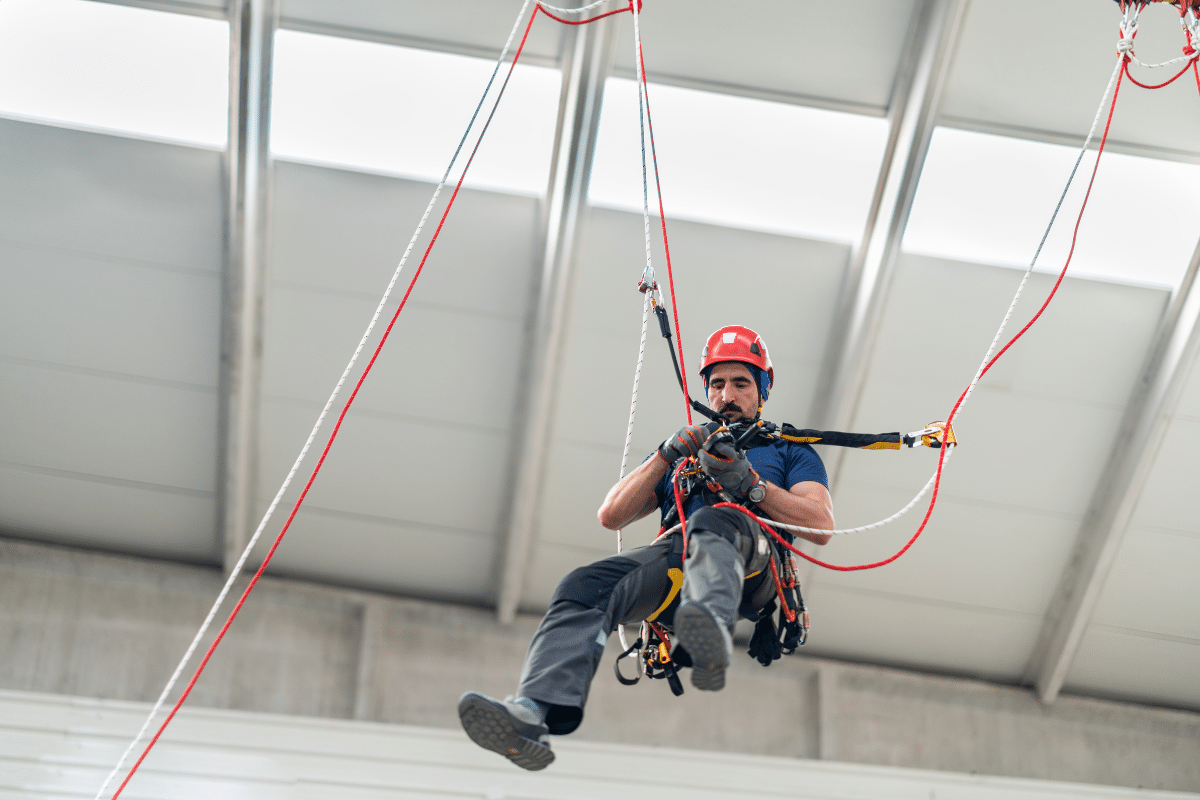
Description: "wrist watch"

(747, 479), (766, 504)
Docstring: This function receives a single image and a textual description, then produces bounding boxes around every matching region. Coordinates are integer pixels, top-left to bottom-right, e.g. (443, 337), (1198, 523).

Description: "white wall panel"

(256, 400), (507, 535)
(0, 363), (217, 492)
(866, 254), (1167, 410)
(0, 119), (223, 558)
(1123, 416), (1200, 533)
(260, 162), (543, 597)
(0, 245), (219, 386)
(1066, 626), (1200, 709)
(270, 162), (540, 316)
(260, 509), (497, 604)
(806, 582), (1042, 681)
(0, 119), (223, 269)
(817, 486), (1080, 616)
(263, 292), (526, 426)
(0, 463), (215, 560)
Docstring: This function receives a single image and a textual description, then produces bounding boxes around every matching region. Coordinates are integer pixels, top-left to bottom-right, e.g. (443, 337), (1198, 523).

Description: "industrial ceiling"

(0, 0), (1196, 714)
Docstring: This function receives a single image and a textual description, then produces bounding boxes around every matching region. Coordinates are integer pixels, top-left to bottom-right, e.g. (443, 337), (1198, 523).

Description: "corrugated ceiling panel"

(942, 0), (1200, 155)
(523, 208), (849, 609)
(610, 0), (916, 111)
(0, 119), (223, 560)
(260, 161), (541, 600)
(1066, 360), (1200, 710)
(803, 253), (1167, 680)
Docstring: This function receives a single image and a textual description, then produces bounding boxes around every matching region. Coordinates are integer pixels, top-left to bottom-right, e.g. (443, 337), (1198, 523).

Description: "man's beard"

(721, 402), (745, 419)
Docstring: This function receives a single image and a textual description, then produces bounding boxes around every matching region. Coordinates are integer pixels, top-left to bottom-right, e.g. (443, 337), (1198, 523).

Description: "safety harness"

(615, 271), (957, 695)
(613, 416), (957, 695)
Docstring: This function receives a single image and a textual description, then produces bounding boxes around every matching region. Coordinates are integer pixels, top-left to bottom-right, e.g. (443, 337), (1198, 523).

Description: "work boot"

(457, 692), (555, 771)
(674, 600), (732, 691)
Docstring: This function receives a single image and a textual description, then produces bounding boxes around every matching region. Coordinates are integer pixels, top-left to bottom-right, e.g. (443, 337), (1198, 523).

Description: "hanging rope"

(98, 1), (650, 796)
(746, 52), (1132, 572)
(93, 4), (539, 797)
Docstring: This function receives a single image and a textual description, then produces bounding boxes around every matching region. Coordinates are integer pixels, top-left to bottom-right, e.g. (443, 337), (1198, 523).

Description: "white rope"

(612, 0), (657, 661)
(537, 0), (618, 14)
(1124, 51), (1197, 68)
(615, 290), (651, 654)
(607, 38), (1127, 567)
(91, 2), (536, 797)
(754, 53), (1128, 542)
(631, 0), (654, 282)
(764, 449), (950, 536)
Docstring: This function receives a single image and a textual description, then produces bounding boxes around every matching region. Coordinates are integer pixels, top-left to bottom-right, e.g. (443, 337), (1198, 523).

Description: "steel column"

(218, 0), (277, 574)
(1026, 239), (1200, 704)
(810, 0), (970, 488)
(495, 18), (618, 624)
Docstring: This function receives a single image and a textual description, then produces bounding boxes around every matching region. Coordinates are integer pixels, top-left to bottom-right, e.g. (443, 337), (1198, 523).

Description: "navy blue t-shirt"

(653, 438), (828, 523)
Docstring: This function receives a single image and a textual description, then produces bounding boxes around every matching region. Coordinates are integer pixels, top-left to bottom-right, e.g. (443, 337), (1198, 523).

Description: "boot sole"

(458, 694), (555, 771)
(675, 604), (729, 692)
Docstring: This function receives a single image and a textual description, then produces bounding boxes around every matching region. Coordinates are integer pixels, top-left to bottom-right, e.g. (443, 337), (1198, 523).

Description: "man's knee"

(688, 506), (770, 575)
(550, 556), (640, 611)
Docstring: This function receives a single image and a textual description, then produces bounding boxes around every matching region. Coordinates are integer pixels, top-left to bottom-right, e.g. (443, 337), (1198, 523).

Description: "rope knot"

(1116, 37), (1135, 56)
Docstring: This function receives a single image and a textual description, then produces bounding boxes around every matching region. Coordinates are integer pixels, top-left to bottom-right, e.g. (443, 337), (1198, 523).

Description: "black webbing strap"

(648, 304), (923, 447)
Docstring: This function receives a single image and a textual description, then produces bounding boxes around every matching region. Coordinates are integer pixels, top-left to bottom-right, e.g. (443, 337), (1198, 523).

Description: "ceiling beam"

(1025, 238), (1200, 704)
(218, 0), (277, 575)
(495, 17), (618, 625)
(809, 0), (970, 487)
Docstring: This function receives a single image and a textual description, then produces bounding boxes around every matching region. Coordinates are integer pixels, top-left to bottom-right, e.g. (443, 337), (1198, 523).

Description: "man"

(459, 325), (835, 770)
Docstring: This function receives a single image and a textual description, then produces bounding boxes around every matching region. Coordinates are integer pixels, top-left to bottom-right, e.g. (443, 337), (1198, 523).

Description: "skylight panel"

(904, 127), (1200, 289)
(271, 30), (562, 198)
(588, 78), (889, 243)
(0, 0), (229, 147)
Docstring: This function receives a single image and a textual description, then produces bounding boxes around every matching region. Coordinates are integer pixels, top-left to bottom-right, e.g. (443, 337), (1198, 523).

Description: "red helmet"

(698, 325), (774, 400)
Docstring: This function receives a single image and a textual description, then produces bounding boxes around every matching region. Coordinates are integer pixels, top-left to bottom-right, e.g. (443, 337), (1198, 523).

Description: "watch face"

(749, 485), (766, 503)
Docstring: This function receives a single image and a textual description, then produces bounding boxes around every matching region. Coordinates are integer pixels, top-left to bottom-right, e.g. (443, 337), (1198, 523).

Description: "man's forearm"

(597, 454), (668, 530)
(756, 481), (834, 545)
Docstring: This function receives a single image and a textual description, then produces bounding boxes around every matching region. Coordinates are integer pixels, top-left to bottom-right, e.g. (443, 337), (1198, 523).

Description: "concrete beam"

(1026, 238), (1200, 704)
(495, 18), (618, 625)
(218, 0), (277, 575)
(4, 536), (1199, 790)
(809, 0), (970, 487)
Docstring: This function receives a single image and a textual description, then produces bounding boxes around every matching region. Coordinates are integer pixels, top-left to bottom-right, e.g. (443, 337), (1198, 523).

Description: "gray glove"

(698, 430), (762, 500)
(658, 423), (712, 465)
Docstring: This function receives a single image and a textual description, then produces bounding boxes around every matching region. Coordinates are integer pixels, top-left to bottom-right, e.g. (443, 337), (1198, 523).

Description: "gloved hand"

(658, 423), (714, 466)
(698, 429), (761, 499)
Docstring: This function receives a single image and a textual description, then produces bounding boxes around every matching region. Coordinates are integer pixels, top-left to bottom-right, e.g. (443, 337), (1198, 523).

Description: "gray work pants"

(516, 506), (767, 735)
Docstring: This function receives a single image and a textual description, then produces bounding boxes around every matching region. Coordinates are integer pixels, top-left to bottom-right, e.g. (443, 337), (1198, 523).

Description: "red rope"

(108, 10), (543, 798)
(1122, 55), (1198, 89)
(535, 0), (640, 26)
(672, 460), (689, 558)
(706, 63), (1130, 574)
(636, 39), (693, 424)
(1194, 58), (1200, 96)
